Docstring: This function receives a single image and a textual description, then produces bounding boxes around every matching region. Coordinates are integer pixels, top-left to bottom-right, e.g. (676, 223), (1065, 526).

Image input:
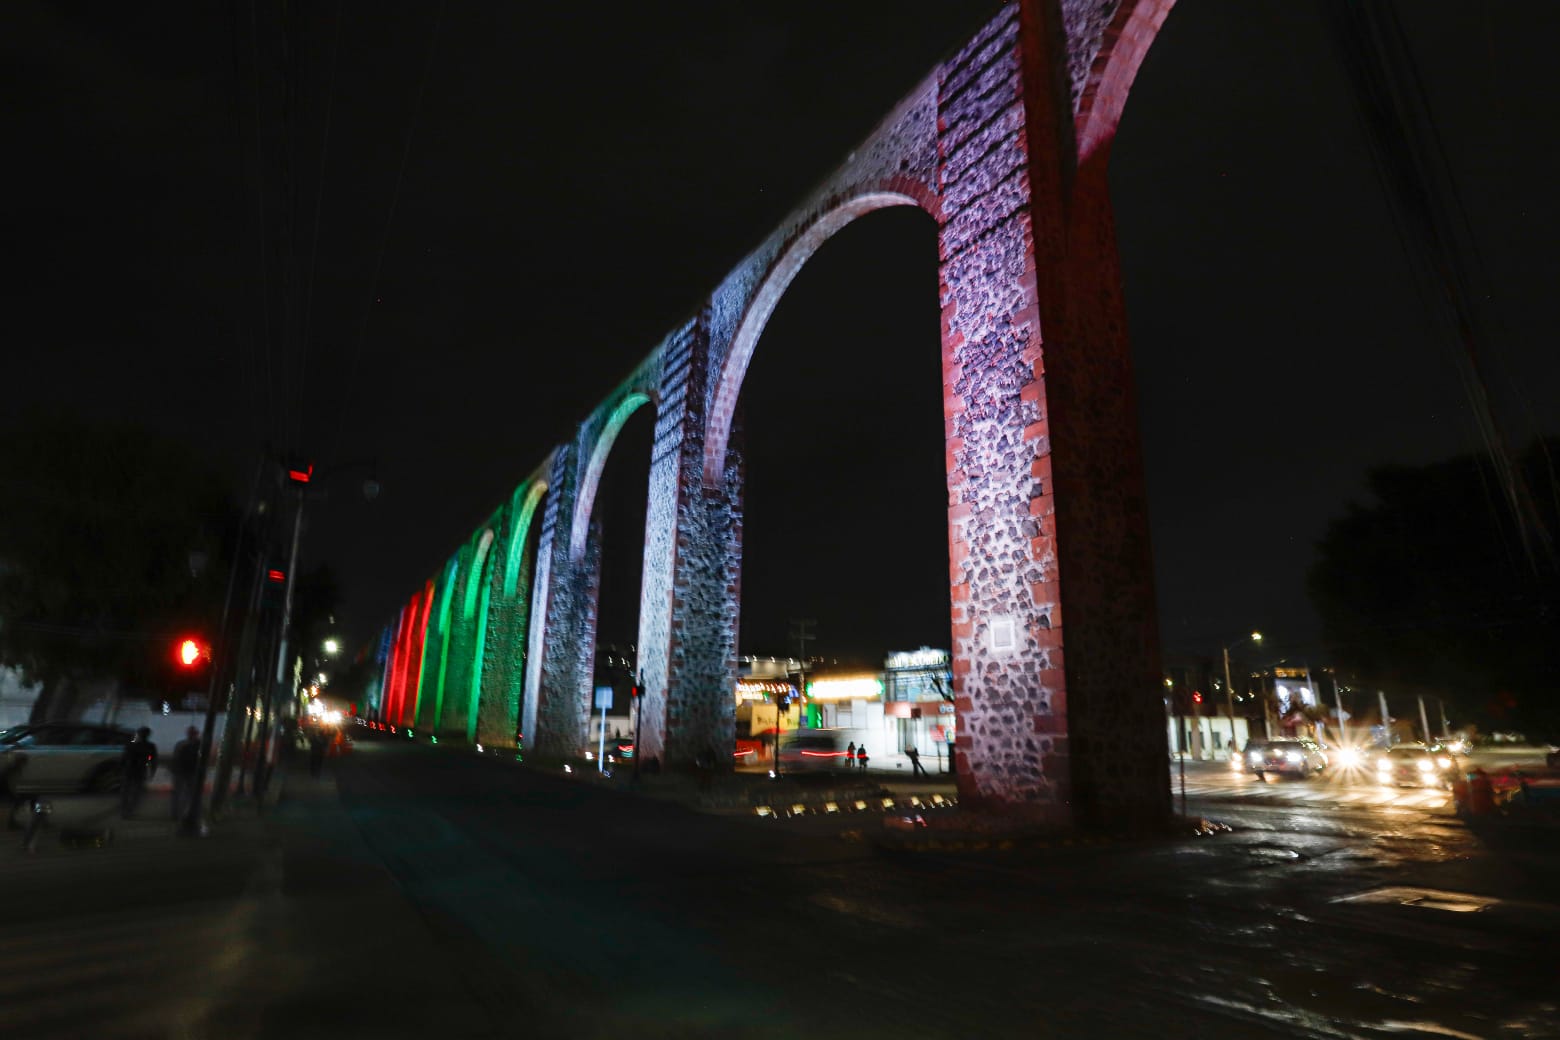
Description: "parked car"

(1375, 744), (1458, 788)
(0, 722), (135, 794)
(1245, 738), (1328, 780)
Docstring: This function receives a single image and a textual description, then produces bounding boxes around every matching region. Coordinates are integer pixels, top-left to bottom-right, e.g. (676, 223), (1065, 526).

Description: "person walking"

(120, 727), (158, 818)
(170, 726), (201, 822)
(856, 744), (869, 772)
(845, 742), (856, 772)
(907, 745), (928, 778)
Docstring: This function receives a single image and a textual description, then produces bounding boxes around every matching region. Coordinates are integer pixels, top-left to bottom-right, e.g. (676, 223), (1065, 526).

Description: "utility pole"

(182, 455), (268, 835)
(1378, 690), (1392, 746)
(254, 478), (306, 800)
(1332, 681), (1349, 750)
(787, 618), (815, 727)
(1417, 695), (1433, 746)
(1221, 647), (1239, 755)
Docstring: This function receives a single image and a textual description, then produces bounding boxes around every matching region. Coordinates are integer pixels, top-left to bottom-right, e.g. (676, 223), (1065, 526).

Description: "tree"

(1308, 440), (1560, 739)
(0, 417), (239, 716)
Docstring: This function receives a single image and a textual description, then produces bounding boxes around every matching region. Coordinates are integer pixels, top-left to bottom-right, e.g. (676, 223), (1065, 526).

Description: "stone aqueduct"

(371, 0), (1176, 827)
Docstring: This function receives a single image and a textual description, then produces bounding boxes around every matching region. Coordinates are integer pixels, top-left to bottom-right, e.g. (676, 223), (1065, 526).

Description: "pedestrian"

(856, 745), (869, 772)
(120, 726), (158, 818)
(845, 742), (856, 771)
(308, 729), (329, 777)
(907, 746), (927, 777)
(171, 726), (201, 822)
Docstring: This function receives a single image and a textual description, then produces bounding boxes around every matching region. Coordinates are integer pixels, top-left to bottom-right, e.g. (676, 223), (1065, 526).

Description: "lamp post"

(1222, 631), (1263, 754)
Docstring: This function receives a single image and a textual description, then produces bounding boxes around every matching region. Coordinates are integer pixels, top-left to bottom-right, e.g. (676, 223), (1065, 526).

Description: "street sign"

(594, 685), (613, 710)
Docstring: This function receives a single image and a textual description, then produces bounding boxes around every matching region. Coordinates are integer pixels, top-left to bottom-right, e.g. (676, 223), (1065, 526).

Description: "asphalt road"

(314, 743), (1559, 1039)
(5, 744), (1556, 1039)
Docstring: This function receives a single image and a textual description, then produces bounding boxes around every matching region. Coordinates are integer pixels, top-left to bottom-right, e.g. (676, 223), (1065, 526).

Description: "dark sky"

(6, 2), (1558, 670)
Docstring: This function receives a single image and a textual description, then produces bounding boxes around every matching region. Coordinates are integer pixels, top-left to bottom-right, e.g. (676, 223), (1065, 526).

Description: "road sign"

(594, 686), (613, 710)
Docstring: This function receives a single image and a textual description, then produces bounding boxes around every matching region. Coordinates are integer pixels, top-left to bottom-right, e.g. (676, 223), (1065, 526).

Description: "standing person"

(845, 742), (856, 771)
(907, 746), (928, 778)
(170, 726), (201, 822)
(120, 727), (158, 818)
(856, 745), (869, 772)
(308, 729), (329, 777)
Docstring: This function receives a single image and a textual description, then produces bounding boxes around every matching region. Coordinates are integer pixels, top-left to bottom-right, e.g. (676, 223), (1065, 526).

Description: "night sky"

(6, 2), (1558, 671)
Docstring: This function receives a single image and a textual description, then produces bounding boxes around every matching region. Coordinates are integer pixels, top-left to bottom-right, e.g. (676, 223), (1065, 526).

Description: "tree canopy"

(1308, 440), (1560, 739)
(0, 417), (239, 698)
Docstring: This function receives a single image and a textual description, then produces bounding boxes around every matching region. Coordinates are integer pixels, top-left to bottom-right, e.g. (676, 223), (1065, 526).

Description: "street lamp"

(323, 638), (340, 656)
(1222, 631), (1263, 751)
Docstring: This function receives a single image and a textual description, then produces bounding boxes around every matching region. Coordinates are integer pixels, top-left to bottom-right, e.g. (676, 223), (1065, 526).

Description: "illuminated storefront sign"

(736, 679), (796, 702)
(806, 677), (884, 702)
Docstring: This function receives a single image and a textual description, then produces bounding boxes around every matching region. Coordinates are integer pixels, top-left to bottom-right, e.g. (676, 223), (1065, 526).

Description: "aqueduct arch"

(378, 1), (1179, 826)
(703, 190), (937, 488)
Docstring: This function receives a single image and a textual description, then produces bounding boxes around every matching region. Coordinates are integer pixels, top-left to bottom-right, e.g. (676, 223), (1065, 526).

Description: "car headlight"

(1337, 747), (1361, 767)
(1285, 752), (1302, 763)
(1248, 752), (1262, 763)
(1416, 759), (1434, 772)
(1436, 757), (1452, 769)
(1376, 760), (1392, 773)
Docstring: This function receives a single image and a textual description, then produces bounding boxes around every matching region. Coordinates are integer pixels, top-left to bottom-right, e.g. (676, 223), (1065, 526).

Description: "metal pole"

(1417, 695), (1433, 746)
(256, 485), (305, 798)
(1332, 682), (1348, 750)
(1378, 690), (1392, 745)
(632, 671), (644, 781)
(1222, 646), (1239, 756)
(183, 454), (269, 835)
(1262, 673), (1278, 738)
(1438, 698), (1451, 740)
(598, 704), (606, 773)
(1190, 684), (1203, 761)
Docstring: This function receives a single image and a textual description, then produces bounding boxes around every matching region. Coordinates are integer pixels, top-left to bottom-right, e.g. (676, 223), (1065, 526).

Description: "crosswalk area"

(1172, 772), (1452, 811)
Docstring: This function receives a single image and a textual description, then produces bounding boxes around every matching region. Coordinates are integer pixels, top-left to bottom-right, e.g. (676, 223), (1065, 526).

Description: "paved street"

(3, 742), (1557, 1039)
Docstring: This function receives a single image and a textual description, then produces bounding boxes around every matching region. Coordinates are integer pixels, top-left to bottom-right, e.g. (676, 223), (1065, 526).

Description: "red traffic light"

(176, 638), (209, 668)
(1192, 691), (1203, 705)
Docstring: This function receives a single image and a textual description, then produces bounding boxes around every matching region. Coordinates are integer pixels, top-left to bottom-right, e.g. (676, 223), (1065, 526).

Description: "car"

(776, 730), (857, 772)
(1375, 744), (1458, 788)
(0, 722), (135, 795)
(1244, 738), (1328, 780)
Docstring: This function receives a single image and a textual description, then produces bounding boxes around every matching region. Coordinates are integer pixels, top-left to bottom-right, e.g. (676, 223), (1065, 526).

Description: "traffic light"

(175, 637), (209, 668)
(1192, 691), (1204, 706)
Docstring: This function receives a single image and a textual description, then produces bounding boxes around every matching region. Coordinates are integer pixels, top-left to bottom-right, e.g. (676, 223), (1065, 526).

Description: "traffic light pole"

(183, 455), (267, 836)
(254, 484), (304, 801)
(1222, 646), (1239, 755)
(631, 672), (644, 781)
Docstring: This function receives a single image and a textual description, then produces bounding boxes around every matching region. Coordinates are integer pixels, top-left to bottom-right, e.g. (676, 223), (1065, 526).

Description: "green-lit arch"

(428, 554), (461, 733)
(502, 480), (547, 598)
(463, 529), (498, 743)
(463, 530), (496, 622)
(570, 391), (652, 559)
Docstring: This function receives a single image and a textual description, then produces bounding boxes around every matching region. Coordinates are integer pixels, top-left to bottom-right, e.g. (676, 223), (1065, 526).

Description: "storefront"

(883, 648), (955, 772)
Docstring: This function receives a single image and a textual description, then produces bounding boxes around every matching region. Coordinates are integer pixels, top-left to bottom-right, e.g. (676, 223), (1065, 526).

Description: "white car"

(0, 722), (135, 794)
